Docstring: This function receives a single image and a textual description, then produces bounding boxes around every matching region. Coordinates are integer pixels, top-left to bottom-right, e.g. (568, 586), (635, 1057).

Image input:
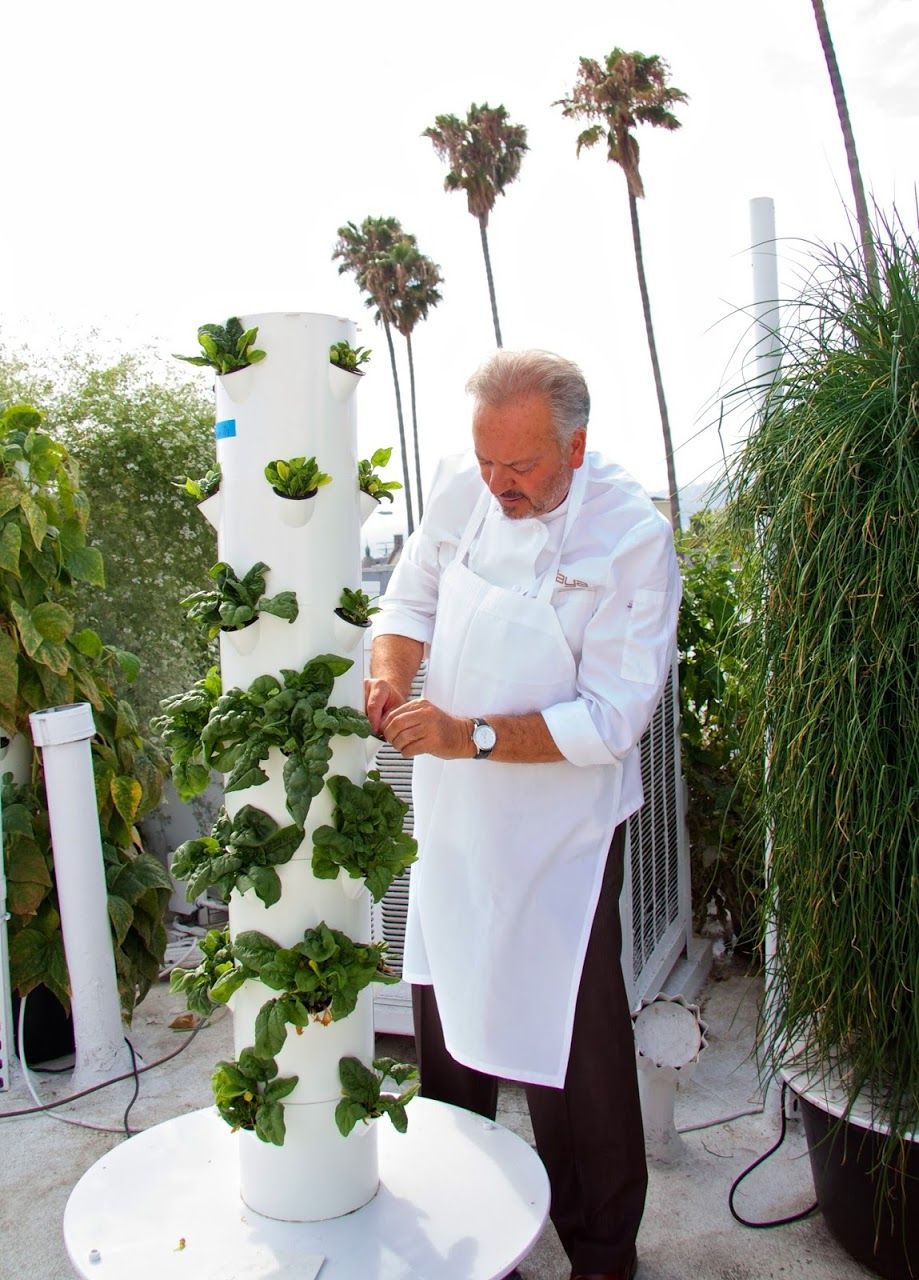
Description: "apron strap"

(535, 461), (589, 603)
(455, 458), (590, 597)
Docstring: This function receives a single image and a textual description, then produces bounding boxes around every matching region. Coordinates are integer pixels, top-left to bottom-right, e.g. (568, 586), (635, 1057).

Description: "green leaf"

(0, 520), (22, 575)
(0, 629), (19, 725)
(72, 628), (103, 658)
(64, 544), (105, 586)
(110, 648), (141, 683)
(107, 893), (134, 946)
(20, 495), (47, 548)
(31, 602), (74, 644)
(335, 1098), (367, 1137)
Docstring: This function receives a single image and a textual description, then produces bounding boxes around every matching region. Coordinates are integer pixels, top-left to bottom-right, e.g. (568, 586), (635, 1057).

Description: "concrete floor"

(0, 956), (878, 1280)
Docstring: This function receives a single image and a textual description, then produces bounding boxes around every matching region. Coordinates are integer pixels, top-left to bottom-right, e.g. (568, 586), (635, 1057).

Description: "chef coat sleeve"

(540, 511), (682, 767)
(371, 456), (468, 646)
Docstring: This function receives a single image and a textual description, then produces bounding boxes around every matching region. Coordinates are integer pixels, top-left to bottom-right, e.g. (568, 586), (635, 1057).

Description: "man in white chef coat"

(365, 349), (681, 1280)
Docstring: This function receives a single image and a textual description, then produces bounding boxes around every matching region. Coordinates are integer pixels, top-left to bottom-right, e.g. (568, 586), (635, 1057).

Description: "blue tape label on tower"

(215, 419), (237, 439)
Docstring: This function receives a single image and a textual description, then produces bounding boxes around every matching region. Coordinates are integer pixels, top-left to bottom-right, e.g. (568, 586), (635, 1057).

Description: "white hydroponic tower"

(213, 312), (378, 1221)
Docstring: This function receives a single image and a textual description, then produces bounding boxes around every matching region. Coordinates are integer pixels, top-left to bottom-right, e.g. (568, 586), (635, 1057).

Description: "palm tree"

(423, 103), (527, 348)
(556, 51), (687, 534)
(809, 0), (878, 289)
(388, 243), (443, 520)
(333, 216), (416, 533)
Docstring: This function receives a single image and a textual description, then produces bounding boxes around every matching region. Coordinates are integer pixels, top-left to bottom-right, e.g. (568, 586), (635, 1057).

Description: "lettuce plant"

(199, 654), (370, 825)
(173, 465), (221, 502)
(264, 456), (331, 500)
(211, 1048), (297, 1145)
(169, 925), (246, 1016)
(181, 560), (298, 637)
(358, 447), (402, 503)
(312, 770), (417, 901)
(171, 804), (303, 908)
(174, 318), (266, 376)
(336, 1056), (419, 1136)
(233, 921), (397, 1058)
(329, 340), (371, 373)
(151, 664), (221, 801)
(336, 587), (379, 627)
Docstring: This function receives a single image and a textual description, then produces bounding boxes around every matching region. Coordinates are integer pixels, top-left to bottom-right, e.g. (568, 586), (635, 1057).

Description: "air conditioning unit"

(371, 654), (692, 1033)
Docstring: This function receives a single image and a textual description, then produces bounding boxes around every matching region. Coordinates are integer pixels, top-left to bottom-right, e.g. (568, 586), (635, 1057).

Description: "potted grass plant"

(728, 217), (919, 1279)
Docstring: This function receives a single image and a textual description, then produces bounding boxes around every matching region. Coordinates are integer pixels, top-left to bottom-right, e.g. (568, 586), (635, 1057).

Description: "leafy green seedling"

(198, 654), (370, 825)
(181, 560), (298, 638)
(312, 770), (417, 901)
(171, 804), (303, 908)
(264, 456), (332, 500)
(335, 1056), (419, 1136)
(173, 466), (221, 502)
(170, 925), (247, 1015)
(151, 665), (222, 802)
(335, 587), (380, 627)
(211, 1048), (297, 1145)
(358, 447), (402, 503)
(233, 921), (397, 1058)
(329, 341), (371, 373)
(174, 318), (266, 376)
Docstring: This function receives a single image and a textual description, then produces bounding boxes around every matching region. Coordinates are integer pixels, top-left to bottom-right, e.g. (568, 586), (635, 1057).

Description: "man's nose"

(486, 465), (516, 494)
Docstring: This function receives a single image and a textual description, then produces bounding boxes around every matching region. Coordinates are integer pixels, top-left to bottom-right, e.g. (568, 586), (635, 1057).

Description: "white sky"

(3, 0), (917, 546)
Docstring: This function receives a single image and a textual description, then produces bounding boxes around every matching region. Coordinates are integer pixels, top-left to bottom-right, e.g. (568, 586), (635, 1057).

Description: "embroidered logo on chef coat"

(555, 572), (590, 589)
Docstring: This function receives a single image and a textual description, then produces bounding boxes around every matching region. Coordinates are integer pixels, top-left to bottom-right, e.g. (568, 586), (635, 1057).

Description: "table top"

(64, 1098), (550, 1280)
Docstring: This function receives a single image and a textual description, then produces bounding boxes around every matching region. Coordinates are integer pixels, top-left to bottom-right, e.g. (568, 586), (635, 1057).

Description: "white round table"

(63, 1098), (550, 1280)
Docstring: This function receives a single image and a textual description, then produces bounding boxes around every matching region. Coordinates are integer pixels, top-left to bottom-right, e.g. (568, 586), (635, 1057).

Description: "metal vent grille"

(624, 657), (689, 1005)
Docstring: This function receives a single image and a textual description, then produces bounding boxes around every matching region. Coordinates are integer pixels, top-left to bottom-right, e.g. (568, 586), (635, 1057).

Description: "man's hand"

(382, 699), (472, 760)
(364, 677), (408, 737)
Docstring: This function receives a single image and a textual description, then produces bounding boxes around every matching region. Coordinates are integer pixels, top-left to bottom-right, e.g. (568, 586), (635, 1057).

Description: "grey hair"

(465, 349), (590, 443)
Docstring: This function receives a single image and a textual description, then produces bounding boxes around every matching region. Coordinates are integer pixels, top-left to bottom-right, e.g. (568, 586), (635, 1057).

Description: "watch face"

(473, 721), (497, 751)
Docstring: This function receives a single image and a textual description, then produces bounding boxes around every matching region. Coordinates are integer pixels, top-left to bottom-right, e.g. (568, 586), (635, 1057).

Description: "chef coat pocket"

(620, 588), (668, 685)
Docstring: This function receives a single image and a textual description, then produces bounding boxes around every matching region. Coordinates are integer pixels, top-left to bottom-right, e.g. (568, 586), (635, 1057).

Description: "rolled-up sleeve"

(372, 525), (442, 645)
(541, 512), (681, 767)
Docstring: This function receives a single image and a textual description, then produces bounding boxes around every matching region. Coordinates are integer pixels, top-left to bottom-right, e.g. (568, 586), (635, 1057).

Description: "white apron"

(404, 463), (624, 1087)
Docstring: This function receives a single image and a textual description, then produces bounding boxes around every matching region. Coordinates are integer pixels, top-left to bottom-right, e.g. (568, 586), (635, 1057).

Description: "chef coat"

(372, 450), (682, 1085)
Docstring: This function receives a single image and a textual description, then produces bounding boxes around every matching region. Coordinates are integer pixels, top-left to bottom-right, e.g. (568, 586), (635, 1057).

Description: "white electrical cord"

(17, 994), (132, 1135)
(678, 1103), (765, 1134)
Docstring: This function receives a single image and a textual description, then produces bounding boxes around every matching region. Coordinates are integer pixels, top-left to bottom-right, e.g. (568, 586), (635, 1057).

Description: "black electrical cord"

(121, 1038), (141, 1138)
(728, 1081), (819, 1228)
(0, 1009), (221, 1121)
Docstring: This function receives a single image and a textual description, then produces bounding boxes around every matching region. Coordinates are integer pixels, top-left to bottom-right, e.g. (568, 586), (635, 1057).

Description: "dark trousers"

(411, 821), (646, 1275)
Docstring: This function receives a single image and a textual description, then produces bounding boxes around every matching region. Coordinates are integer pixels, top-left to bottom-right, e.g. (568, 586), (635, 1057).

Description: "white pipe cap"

(29, 702), (96, 746)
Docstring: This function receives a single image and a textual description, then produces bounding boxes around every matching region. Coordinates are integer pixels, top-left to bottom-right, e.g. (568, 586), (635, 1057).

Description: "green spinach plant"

(233, 921), (397, 1058)
(169, 925), (246, 1015)
(335, 587), (379, 627)
(329, 341), (371, 373)
(181, 560), (298, 637)
(336, 1056), (419, 1136)
(211, 1048), (297, 1145)
(173, 465), (221, 502)
(171, 804), (303, 908)
(198, 654), (370, 825)
(312, 771), (417, 901)
(151, 665), (222, 802)
(358, 447), (402, 503)
(264, 456), (332, 500)
(174, 318), (266, 376)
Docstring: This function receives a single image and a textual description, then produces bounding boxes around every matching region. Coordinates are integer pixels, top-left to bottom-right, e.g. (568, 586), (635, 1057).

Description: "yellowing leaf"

(111, 775), (143, 824)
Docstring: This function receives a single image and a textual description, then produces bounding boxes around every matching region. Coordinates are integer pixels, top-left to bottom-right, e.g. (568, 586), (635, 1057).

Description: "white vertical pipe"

(749, 198), (783, 1101)
(749, 197), (781, 400)
(29, 705), (130, 1089)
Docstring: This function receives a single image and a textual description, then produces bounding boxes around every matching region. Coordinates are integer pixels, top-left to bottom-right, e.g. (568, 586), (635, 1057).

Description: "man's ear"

(568, 426), (587, 469)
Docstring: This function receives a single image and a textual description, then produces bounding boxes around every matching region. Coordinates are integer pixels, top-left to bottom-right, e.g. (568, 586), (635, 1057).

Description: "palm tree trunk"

(383, 319), (415, 535)
(810, 0), (879, 289)
(405, 334), (424, 521)
(628, 190), (681, 534)
(478, 218), (503, 348)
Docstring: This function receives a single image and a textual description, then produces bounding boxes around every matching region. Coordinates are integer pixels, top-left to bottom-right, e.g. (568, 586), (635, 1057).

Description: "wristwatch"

(470, 717), (497, 759)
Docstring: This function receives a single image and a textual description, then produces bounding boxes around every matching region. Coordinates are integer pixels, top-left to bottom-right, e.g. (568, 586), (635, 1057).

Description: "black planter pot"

(11, 985), (75, 1065)
(798, 1094), (919, 1280)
